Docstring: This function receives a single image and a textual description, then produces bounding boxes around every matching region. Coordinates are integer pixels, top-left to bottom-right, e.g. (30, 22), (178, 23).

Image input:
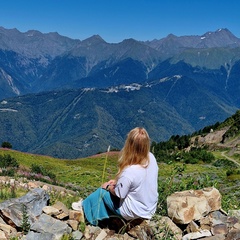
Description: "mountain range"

(0, 26), (240, 158)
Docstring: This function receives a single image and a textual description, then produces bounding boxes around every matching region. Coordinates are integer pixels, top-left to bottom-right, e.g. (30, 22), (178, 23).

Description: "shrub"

(0, 154), (19, 177)
(1, 168), (15, 177)
(213, 159), (238, 168)
(1, 141), (12, 149)
(0, 154), (19, 168)
(21, 204), (30, 234)
(30, 163), (56, 181)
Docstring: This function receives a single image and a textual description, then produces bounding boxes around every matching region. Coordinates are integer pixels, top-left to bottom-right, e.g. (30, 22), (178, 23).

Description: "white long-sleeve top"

(114, 152), (159, 220)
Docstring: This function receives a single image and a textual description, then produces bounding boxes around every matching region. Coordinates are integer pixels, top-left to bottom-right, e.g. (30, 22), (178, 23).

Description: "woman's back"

(115, 152), (158, 220)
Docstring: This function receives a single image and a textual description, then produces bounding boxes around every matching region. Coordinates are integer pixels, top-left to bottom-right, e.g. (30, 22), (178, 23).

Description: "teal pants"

(82, 188), (121, 225)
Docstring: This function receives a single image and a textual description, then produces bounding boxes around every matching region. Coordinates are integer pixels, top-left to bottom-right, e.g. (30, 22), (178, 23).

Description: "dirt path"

(221, 151), (240, 167)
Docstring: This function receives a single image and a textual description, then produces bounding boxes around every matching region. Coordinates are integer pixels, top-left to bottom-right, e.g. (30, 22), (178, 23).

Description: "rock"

(0, 188), (49, 227)
(84, 225), (102, 239)
(95, 229), (108, 240)
(182, 229), (212, 240)
(42, 184), (51, 191)
(27, 181), (39, 189)
(128, 224), (150, 240)
(211, 224), (228, 235)
(42, 206), (60, 216)
(69, 210), (85, 223)
(150, 216), (182, 240)
(67, 219), (79, 230)
(30, 213), (72, 239)
(234, 222), (240, 230)
(209, 210), (228, 225)
(26, 231), (56, 240)
(228, 209), (240, 221)
(226, 215), (239, 229)
(52, 201), (69, 219)
(186, 221), (200, 233)
(0, 181), (238, 240)
(0, 230), (6, 240)
(0, 222), (17, 236)
(225, 229), (240, 240)
(72, 230), (83, 240)
(0, 218), (5, 225)
(200, 234), (225, 239)
(9, 179), (15, 186)
(200, 216), (212, 231)
(167, 187), (221, 224)
(202, 187), (222, 211)
(52, 201), (69, 214)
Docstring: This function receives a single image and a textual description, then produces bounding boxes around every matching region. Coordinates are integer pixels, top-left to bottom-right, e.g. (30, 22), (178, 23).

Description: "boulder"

(0, 188), (49, 227)
(182, 229), (212, 240)
(29, 213), (72, 239)
(167, 187), (221, 224)
(26, 231), (56, 240)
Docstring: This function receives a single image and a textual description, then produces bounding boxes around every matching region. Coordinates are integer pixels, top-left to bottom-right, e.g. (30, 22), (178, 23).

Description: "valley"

(0, 27), (240, 158)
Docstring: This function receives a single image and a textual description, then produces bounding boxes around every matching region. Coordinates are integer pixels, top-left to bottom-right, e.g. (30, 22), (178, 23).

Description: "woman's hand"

(101, 181), (109, 189)
(108, 179), (116, 186)
(107, 184), (116, 195)
(101, 179), (117, 195)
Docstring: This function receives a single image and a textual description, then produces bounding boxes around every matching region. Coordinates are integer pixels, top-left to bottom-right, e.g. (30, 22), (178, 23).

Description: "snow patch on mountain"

(0, 108), (18, 112)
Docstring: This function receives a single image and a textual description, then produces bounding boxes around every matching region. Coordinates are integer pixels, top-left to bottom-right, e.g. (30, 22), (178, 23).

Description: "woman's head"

(117, 127), (150, 177)
(124, 127), (150, 159)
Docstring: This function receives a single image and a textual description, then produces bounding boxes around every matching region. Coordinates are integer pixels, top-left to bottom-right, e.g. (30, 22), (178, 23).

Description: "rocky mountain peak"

(82, 34), (106, 44)
(200, 28), (240, 47)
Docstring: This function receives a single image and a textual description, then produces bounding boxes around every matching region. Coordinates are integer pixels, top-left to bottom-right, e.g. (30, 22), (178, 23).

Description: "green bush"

(1, 141), (12, 149)
(30, 163), (56, 181)
(213, 159), (238, 168)
(0, 154), (19, 177)
(0, 154), (19, 168)
(1, 168), (15, 177)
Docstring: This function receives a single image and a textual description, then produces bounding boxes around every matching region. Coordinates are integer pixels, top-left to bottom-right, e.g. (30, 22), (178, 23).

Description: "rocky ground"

(0, 176), (240, 239)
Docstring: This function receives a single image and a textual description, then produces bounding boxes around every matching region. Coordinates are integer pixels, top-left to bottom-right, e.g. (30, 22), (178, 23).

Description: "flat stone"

(52, 201), (69, 215)
(0, 230), (6, 240)
(225, 229), (240, 240)
(0, 223), (17, 236)
(42, 206), (60, 215)
(211, 224), (228, 235)
(186, 221), (200, 233)
(72, 230), (83, 240)
(201, 234), (225, 240)
(69, 209), (85, 223)
(30, 213), (72, 238)
(26, 231), (55, 240)
(95, 229), (107, 240)
(67, 219), (79, 231)
(182, 229), (212, 240)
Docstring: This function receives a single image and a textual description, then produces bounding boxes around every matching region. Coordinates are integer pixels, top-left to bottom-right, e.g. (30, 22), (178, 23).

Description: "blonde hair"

(116, 127), (150, 179)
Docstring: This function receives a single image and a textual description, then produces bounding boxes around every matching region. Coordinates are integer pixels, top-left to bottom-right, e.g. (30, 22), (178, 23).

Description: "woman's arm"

(101, 179), (117, 195)
(107, 183), (116, 195)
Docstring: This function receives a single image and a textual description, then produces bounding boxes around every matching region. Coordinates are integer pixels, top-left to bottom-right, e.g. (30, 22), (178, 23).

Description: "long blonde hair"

(116, 127), (150, 179)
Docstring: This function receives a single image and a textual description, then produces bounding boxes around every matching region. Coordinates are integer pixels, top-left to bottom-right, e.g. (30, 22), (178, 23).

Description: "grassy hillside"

(0, 147), (224, 187)
(0, 148), (118, 188)
(0, 143), (239, 213)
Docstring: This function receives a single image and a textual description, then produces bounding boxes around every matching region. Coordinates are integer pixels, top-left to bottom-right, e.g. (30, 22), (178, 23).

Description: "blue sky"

(0, 0), (239, 43)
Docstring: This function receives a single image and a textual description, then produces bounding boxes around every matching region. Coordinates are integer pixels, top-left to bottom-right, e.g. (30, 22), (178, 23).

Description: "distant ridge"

(0, 26), (240, 158)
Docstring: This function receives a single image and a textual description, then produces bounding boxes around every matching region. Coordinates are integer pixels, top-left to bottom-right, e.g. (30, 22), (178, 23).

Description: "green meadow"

(0, 148), (239, 213)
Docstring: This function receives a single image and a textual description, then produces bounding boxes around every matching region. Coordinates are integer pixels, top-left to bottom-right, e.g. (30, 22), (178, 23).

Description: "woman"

(72, 127), (159, 226)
